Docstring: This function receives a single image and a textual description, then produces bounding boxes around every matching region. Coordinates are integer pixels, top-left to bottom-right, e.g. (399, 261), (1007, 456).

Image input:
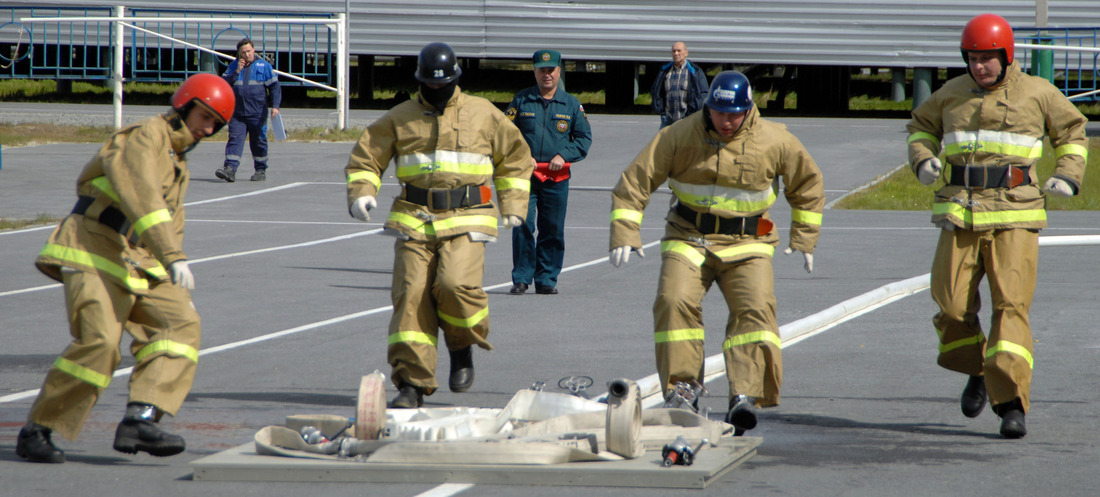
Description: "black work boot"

(960, 375), (987, 418)
(16, 423), (65, 463)
(993, 399), (1027, 439)
(448, 346), (475, 393)
(113, 403), (186, 457)
(390, 383), (424, 408)
(215, 165), (236, 183)
(725, 394), (758, 436)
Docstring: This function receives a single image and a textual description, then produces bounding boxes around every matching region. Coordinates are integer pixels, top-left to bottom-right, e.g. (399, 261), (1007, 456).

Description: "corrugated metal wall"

(7, 0), (1100, 68)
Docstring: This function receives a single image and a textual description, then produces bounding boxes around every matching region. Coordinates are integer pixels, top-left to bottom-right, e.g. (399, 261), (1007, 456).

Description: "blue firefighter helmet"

(704, 71), (754, 113)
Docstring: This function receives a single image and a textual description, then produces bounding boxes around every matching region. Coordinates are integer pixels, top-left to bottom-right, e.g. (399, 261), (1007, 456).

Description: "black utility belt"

(948, 164), (1030, 189)
(72, 196), (139, 244)
(674, 203), (773, 236)
(403, 184), (492, 211)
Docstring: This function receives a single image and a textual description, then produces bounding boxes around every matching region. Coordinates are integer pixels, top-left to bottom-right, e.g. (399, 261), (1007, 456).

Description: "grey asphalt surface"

(1, 105), (1099, 496)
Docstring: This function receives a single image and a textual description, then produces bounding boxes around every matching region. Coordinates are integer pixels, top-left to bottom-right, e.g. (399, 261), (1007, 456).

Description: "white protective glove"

(609, 246), (645, 268)
(1042, 177), (1074, 198)
(916, 158), (943, 186)
(350, 195), (376, 222)
(169, 260), (195, 290)
(502, 215), (523, 229)
(784, 247), (814, 274)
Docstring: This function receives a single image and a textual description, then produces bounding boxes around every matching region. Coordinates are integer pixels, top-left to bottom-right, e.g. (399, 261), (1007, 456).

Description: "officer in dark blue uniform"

(505, 49), (592, 295)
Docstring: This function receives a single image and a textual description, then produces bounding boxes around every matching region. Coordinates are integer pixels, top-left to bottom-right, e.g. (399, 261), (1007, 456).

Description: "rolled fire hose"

(356, 371), (386, 440)
(605, 378), (644, 458)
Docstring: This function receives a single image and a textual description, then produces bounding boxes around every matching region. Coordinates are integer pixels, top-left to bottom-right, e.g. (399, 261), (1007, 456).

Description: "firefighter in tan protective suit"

(610, 71), (824, 435)
(907, 13), (1087, 439)
(16, 74), (234, 464)
(345, 42), (532, 408)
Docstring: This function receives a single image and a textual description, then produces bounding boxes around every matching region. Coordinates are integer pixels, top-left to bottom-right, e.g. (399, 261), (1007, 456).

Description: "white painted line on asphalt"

(412, 484), (475, 497)
(0, 229), (383, 298)
(185, 182), (311, 206)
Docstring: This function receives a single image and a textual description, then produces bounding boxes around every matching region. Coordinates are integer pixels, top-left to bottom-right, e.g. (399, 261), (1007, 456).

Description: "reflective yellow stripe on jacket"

(387, 213), (499, 237)
(395, 151), (494, 180)
(40, 244), (150, 291)
(347, 170), (382, 190)
(943, 130), (1043, 160)
(90, 176), (121, 202)
(668, 179), (776, 213)
(1055, 143), (1088, 160)
(133, 209), (172, 237)
(611, 209), (643, 225)
(661, 240), (706, 266)
(932, 202), (1047, 226)
(494, 177), (530, 193)
(792, 209), (823, 226)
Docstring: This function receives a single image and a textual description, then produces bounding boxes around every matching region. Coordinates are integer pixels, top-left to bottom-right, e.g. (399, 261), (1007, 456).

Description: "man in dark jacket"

(217, 38), (281, 182)
(650, 41), (709, 128)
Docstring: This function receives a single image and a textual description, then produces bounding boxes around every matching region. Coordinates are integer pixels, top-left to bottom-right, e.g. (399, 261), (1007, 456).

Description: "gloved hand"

(784, 247), (814, 274)
(502, 215), (523, 229)
(350, 196), (376, 222)
(609, 246), (645, 268)
(1042, 177), (1074, 197)
(169, 260), (195, 290)
(916, 158), (942, 186)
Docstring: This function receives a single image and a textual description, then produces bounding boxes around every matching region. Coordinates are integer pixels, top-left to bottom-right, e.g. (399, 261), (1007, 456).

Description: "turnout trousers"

(653, 250), (782, 407)
(511, 177), (569, 289)
(29, 269), (201, 440)
(931, 228), (1037, 412)
(223, 113), (269, 172)
(387, 235), (492, 394)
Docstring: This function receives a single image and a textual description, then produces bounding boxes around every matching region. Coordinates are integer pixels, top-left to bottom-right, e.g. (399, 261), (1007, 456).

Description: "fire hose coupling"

(661, 436), (709, 467)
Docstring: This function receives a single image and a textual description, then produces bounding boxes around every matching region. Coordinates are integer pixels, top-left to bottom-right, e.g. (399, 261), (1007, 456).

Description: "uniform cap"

(533, 50), (561, 69)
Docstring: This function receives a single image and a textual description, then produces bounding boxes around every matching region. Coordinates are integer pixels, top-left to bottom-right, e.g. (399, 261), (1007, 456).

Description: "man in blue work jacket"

(216, 38), (281, 182)
(505, 49), (593, 295)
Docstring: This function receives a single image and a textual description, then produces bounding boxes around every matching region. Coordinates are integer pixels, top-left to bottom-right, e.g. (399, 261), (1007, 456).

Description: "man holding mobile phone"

(217, 38), (281, 182)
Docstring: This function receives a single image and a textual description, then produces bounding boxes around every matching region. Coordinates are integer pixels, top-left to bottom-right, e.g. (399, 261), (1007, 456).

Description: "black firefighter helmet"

(415, 42), (462, 85)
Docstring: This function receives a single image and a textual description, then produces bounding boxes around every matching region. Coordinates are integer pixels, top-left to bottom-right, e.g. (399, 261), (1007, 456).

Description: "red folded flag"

(534, 162), (571, 182)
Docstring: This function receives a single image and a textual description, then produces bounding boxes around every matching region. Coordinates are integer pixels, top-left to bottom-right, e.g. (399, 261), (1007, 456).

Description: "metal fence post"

(1031, 37), (1054, 83)
(912, 68), (932, 109)
(112, 5), (125, 129)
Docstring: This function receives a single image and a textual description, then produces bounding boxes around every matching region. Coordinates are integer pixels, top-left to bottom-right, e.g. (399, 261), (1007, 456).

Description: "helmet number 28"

(433, 69), (445, 78)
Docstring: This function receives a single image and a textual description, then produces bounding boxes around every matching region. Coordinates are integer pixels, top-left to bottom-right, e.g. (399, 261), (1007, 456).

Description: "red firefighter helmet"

(960, 13), (1014, 65)
(171, 73), (235, 131)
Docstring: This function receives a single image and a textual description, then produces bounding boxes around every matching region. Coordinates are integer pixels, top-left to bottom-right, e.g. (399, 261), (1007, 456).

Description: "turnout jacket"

(907, 60), (1088, 230)
(36, 113), (196, 295)
(611, 107), (825, 263)
(345, 87), (533, 241)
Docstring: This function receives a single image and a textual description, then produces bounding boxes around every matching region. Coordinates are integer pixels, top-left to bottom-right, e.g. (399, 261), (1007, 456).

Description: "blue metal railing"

(1, 6), (113, 79)
(1017, 27), (1100, 101)
(0, 6), (333, 86)
(127, 8), (333, 85)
